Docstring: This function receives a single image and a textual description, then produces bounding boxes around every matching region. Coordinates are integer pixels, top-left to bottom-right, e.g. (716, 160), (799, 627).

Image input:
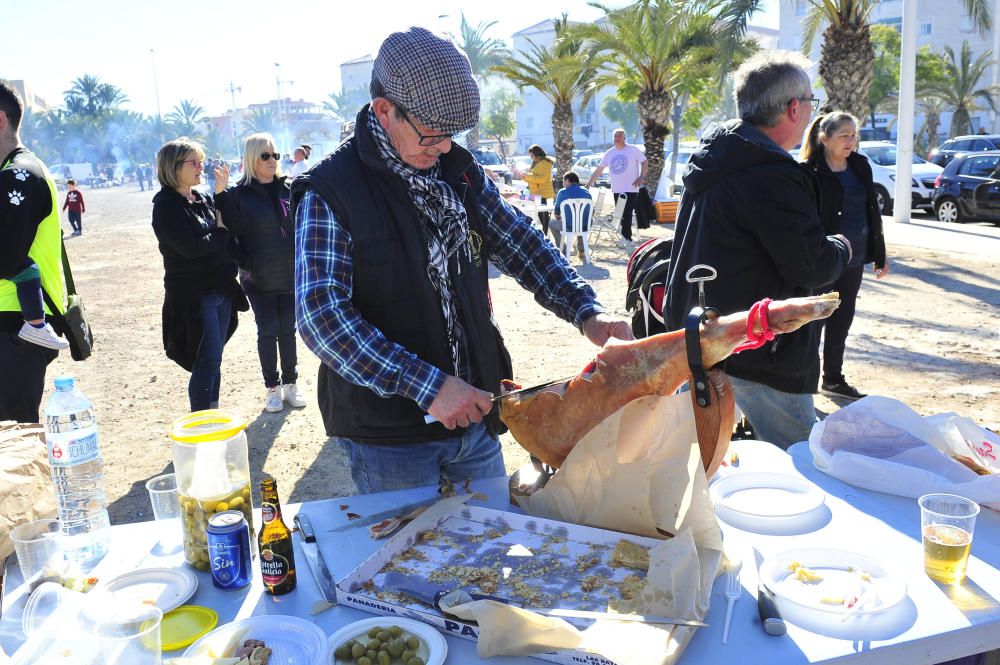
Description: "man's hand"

(632, 176), (644, 188)
(586, 177), (596, 188)
(831, 233), (853, 264)
(582, 313), (635, 346)
(874, 259), (890, 279)
(427, 375), (494, 430)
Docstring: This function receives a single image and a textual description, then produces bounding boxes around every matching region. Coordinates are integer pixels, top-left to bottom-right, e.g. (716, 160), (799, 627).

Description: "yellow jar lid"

(170, 409), (247, 444)
(160, 604), (218, 651)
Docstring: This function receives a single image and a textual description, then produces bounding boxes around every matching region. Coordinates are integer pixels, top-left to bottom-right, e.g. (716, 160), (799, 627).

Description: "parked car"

(931, 150), (1000, 225)
(471, 148), (512, 183)
(571, 154), (610, 187)
(927, 135), (1000, 168)
(661, 148), (697, 197)
(857, 141), (943, 213)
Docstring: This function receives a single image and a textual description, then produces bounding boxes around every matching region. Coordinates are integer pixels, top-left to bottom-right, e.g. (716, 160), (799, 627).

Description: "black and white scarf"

(366, 108), (471, 378)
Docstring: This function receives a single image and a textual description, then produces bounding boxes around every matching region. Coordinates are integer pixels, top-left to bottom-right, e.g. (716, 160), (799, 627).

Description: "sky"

(4, 0), (778, 119)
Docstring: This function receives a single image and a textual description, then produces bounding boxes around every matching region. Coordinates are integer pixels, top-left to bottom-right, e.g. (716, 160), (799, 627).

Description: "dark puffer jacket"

(214, 177), (294, 294)
(665, 120), (850, 394)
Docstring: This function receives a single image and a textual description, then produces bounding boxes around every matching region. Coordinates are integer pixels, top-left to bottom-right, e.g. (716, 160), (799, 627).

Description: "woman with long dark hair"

(801, 112), (890, 400)
(516, 144), (556, 239)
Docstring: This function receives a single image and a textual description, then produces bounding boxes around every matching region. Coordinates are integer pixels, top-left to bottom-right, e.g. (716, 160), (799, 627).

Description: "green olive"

(229, 496), (245, 509)
(351, 642), (366, 659)
(216, 501), (229, 512)
(376, 630), (390, 642)
(401, 650), (415, 662)
(389, 625), (403, 638)
(334, 645), (350, 659)
(367, 627), (382, 638)
(407, 658), (425, 665)
(387, 638), (405, 658)
(377, 651), (390, 665)
(405, 635), (420, 651)
(366, 639), (381, 651)
(357, 658), (372, 665)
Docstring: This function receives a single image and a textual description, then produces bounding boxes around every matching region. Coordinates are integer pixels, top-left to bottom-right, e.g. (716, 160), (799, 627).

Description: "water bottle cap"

(53, 376), (75, 391)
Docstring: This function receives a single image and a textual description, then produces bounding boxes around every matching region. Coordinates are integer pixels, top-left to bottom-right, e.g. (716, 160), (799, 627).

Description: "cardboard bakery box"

(335, 499), (664, 665)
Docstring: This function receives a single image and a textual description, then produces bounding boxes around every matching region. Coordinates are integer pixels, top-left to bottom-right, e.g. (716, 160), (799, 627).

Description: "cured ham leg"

(500, 293), (841, 471)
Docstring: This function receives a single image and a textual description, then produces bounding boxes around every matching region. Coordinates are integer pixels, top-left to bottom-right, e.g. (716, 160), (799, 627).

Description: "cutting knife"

(424, 376), (572, 424)
(327, 497), (439, 533)
(293, 512), (337, 604)
(753, 547), (786, 636)
(385, 573), (707, 627)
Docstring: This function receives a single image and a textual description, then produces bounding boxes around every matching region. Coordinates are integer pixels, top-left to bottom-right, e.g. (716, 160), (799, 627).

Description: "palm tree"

(64, 75), (128, 117)
(166, 99), (206, 137)
(452, 14), (510, 149)
(243, 107), (276, 135)
(576, 0), (760, 192)
(493, 15), (595, 176)
(801, 0), (990, 125)
(923, 41), (999, 136)
(916, 96), (947, 153)
(322, 87), (369, 124)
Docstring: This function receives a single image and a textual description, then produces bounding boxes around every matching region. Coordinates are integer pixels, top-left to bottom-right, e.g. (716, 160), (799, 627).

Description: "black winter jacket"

(151, 187), (247, 371)
(803, 150), (887, 269)
(665, 120), (850, 394)
(214, 177), (294, 294)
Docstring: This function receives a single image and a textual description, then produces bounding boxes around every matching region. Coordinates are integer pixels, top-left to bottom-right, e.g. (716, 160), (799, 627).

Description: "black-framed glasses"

(789, 96), (821, 112)
(259, 152), (280, 161)
(400, 109), (454, 146)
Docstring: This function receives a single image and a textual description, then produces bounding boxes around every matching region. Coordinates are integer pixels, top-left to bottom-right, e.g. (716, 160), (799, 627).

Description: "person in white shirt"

(290, 146), (309, 178)
(587, 129), (647, 243)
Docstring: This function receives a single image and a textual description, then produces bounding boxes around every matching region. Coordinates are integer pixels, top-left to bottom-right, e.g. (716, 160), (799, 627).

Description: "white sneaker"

(18, 322), (70, 350)
(264, 386), (283, 413)
(282, 383), (307, 408)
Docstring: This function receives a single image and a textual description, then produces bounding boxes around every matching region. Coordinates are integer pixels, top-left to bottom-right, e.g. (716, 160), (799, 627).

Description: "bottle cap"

(53, 376), (75, 391)
(160, 605), (218, 650)
(170, 410), (246, 444)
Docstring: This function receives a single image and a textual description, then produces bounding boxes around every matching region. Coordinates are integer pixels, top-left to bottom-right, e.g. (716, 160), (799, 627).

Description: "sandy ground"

(34, 185), (1000, 525)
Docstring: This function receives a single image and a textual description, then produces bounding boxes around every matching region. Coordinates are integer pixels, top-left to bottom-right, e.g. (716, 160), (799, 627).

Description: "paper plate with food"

(180, 615), (327, 664)
(327, 617), (446, 665)
(760, 548), (907, 621)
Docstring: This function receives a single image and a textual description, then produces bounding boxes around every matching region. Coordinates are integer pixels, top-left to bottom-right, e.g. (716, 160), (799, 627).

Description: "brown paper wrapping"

(455, 393), (722, 665)
(0, 422), (57, 560)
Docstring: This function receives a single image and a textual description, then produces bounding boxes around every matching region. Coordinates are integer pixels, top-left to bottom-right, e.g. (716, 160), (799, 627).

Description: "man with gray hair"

(665, 50), (852, 449)
(292, 27), (632, 493)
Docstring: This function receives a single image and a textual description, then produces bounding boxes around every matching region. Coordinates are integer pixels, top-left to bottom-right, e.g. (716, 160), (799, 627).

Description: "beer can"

(207, 510), (252, 590)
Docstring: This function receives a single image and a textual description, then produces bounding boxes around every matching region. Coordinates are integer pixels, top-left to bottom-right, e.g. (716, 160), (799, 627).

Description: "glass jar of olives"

(169, 410), (256, 571)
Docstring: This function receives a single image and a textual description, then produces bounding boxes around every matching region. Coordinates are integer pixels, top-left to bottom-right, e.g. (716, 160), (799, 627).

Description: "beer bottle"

(258, 478), (296, 595)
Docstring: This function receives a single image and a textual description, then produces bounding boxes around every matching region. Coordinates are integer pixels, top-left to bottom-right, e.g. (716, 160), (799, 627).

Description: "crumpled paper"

(451, 392), (723, 665)
(0, 421), (57, 560)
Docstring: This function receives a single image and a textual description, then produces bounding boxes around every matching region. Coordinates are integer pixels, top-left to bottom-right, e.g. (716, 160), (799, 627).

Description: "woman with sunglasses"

(151, 137), (247, 411)
(214, 133), (306, 413)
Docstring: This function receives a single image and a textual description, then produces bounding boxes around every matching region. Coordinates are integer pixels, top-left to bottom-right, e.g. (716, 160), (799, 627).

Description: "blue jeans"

(246, 291), (297, 388)
(189, 292), (231, 411)
(728, 375), (817, 450)
(336, 422), (506, 494)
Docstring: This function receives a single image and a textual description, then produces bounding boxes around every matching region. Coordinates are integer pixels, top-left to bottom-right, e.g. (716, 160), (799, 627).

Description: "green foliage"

(868, 25), (950, 121)
(323, 87), (369, 124)
(166, 99), (206, 138)
(452, 14), (510, 83)
(600, 96), (640, 138)
(243, 107), (277, 136)
(480, 89), (520, 143)
(923, 40), (999, 136)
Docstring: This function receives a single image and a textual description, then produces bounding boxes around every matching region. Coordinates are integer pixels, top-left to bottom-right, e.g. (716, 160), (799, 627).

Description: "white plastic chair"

(559, 198), (593, 264)
(589, 189), (619, 244)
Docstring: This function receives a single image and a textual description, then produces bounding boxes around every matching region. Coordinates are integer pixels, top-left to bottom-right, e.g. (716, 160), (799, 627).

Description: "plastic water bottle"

(43, 376), (110, 571)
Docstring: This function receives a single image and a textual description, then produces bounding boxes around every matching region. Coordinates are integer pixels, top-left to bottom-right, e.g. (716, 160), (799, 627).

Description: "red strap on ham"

(732, 298), (775, 353)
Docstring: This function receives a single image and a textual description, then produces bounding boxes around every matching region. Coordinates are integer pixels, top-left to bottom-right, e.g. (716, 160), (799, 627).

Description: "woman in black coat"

(214, 133), (305, 413)
(802, 111), (890, 400)
(151, 138), (246, 411)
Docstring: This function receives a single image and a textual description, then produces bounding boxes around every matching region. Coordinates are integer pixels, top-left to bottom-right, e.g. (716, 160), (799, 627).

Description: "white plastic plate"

(184, 614), (327, 664)
(760, 548), (907, 619)
(327, 616), (447, 665)
(711, 471), (825, 519)
(95, 567), (197, 614)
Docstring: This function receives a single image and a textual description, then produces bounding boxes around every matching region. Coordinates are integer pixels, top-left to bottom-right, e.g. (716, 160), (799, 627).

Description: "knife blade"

(328, 497), (438, 533)
(293, 512), (337, 604)
(423, 377), (572, 424)
(753, 547), (786, 636)
(383, 572), (707, 627)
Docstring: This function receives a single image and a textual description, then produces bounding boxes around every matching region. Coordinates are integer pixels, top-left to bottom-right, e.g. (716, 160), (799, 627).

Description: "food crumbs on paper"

(339, 504), (349, 510)
(346, 512), (361, 520)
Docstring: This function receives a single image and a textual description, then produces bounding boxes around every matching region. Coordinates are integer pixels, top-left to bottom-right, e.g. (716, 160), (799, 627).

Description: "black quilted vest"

(290, 106), (512, 443)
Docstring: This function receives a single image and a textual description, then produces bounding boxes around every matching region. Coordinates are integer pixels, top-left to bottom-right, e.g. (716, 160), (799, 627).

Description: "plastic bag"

(809, 396), (1000, 510)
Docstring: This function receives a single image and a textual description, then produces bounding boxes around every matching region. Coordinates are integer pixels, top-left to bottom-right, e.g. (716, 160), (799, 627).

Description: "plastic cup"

(10, 518), (63, 588)
(919, 493), (980, 585)
(22, 581), (87, 637)
(94, 603), (163, 665)
(146, 473), (182, 547)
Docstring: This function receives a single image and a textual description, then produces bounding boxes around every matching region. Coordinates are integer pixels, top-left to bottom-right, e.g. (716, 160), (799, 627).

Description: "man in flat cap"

(292, 27), (631, 493)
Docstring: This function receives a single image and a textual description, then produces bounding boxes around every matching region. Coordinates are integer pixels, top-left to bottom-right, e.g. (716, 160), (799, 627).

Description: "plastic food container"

(170, 410), (255, 570)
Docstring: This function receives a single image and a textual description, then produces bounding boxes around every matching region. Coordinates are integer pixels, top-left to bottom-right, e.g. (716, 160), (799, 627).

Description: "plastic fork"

(722, 553), (743, 644)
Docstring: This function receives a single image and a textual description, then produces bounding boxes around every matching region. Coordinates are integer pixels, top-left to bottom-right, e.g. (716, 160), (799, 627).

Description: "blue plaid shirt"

(294, 169), (605, 411)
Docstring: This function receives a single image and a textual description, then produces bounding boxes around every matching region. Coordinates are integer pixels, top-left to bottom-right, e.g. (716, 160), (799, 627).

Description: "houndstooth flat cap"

(371, 27), (480, 134)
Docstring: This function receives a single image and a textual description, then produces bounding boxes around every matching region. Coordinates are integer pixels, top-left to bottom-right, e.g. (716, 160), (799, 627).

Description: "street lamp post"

(274, 63), (294, 152)
(226, 80), (242, 157)
(150, 49), (163, 143)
